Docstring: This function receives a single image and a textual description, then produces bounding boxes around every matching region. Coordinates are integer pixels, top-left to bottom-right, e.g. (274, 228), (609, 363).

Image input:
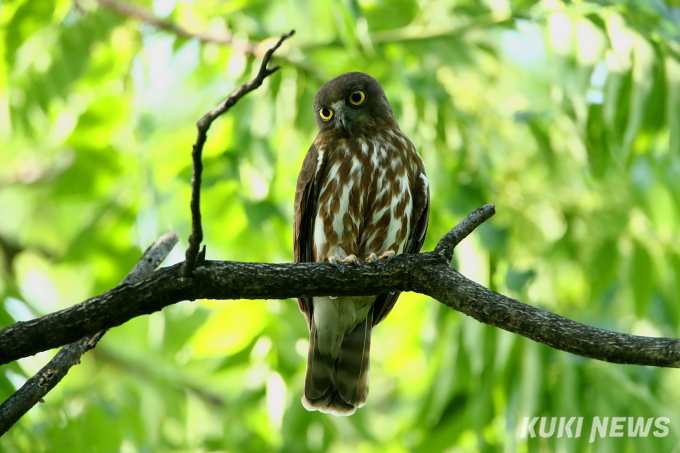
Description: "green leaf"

(4, 0), (56, 66)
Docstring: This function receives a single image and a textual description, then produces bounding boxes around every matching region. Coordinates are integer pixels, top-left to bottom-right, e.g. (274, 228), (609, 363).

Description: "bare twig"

(182, 29), (295, 278)
(434, 203), (496, 262)
(0, 231), (178, 435)
(2, 206), (680, 373)
(123, 231), (180, 285)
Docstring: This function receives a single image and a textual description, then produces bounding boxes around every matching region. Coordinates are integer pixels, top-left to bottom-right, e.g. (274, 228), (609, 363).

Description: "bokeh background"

(2, 0), (680, 451)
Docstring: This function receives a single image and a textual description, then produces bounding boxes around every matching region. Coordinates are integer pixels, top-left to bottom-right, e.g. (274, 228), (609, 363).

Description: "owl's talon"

(343, 254), (359, 265)
(367, 250), (396, 265)
(329, 255), (359, 267)
(380, 250), (396, 264)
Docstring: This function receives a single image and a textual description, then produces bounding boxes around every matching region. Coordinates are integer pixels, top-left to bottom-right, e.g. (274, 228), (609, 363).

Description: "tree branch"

(2, 207), (680, 371)
(93, 0), (255, 53)
(123, 231), (180, 285)
(435, 203), (496, 262)
(0, 231), (178, 435)
(182, 29), (295, 277)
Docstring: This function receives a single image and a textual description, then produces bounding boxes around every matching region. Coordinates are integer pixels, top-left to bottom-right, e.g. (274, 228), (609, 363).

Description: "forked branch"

(182, 29), (295, 277)
(435, 203), (496, 261)
(1, 207), (679, 371)
(0, 231), (179, 436)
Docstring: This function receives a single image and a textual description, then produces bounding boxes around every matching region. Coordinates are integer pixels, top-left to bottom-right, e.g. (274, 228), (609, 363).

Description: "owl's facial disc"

(331, 100), (366, 135)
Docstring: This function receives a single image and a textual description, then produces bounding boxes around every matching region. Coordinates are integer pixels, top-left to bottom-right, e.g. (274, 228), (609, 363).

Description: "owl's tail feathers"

(302, 308), (374, 416)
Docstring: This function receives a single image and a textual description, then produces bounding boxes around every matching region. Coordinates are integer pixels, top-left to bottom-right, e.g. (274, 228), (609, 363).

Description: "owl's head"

(312, 72), (398, 135)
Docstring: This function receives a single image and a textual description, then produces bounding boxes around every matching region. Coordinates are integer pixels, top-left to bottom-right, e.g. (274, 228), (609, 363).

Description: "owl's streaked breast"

(312, 130), (420, 262)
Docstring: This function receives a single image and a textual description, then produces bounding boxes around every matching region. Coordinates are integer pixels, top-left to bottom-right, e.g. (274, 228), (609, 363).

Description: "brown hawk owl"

(293, 72), (430, 415)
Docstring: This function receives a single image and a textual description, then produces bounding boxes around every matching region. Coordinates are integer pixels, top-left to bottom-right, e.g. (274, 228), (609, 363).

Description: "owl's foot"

(343, 254), (360, 265)
(367, 250), (396, 265)
(328, 254), (359, 268)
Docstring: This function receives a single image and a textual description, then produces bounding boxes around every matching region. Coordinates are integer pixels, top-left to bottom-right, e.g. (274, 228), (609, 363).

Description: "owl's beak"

(341, 117), (353, 134)
(332, 101), (355, 135)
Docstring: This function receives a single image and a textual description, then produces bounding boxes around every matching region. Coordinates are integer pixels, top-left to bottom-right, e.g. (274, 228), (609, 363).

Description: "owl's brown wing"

(294, 142), (323, 331)
(372, 169), (430, 326)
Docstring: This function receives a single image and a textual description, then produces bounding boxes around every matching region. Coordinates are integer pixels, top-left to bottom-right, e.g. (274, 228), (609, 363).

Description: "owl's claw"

(344, 254), (359, 265)
(381, 250), (396, 264)
(328, 255), (359, 268)
(367, 250), (396, 265)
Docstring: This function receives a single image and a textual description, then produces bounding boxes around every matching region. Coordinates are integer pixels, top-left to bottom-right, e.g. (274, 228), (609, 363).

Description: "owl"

(294, 72), (430, 415)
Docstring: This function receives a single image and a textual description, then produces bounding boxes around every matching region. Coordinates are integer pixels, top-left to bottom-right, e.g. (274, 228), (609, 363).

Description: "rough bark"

(1, 246), (679, 368)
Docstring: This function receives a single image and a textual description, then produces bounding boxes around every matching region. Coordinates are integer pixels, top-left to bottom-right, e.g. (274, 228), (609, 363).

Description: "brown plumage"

(293, 72), (429, 415)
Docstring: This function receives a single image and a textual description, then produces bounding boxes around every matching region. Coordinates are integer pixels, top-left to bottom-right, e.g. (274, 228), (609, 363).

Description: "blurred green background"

(2, 0), (680, 451)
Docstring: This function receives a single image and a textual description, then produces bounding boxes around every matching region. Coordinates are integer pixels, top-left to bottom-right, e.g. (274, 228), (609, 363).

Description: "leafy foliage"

(1, 0), (680, 451)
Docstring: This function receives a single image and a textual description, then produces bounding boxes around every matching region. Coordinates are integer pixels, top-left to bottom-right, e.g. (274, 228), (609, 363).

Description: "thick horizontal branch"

(1, 251), (679, 368)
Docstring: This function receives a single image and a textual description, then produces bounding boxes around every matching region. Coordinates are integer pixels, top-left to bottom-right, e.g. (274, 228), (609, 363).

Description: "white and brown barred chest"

(311, 130), (422, 262)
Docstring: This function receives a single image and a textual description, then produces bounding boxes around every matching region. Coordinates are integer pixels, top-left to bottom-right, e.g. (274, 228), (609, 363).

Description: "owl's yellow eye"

(349, 90), (366, 106)
(319, 108), (333, 121)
